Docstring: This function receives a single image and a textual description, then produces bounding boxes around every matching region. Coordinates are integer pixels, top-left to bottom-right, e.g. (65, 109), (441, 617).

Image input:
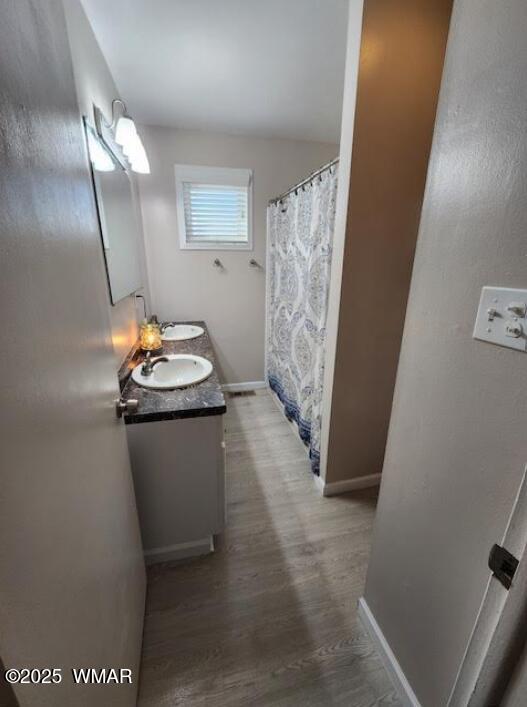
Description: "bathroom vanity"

(119, 322), (227, 564)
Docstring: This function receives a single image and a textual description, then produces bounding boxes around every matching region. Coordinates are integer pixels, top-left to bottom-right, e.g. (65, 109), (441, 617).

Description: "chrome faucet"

(160, 321), (176, 334)
(141, 352), (169, 377)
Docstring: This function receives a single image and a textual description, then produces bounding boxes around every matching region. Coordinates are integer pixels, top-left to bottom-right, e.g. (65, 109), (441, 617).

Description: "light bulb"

(122, 131), (141, 160)
(130, 142), (151, 174)
(114, 113), (150, 174)
(115, 115), (137, 147)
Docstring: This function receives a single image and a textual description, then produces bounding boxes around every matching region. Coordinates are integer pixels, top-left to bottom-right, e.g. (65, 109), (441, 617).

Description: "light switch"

(474, 287), (527, 352)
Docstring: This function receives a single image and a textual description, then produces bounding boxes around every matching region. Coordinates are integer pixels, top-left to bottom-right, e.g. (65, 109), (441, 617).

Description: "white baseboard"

(144, 537), (213, 565)
(358, 598), (421, 707)
(221, 381), (267, 393)
(317, 473), (381, 496)
(314, 474), (326, 494)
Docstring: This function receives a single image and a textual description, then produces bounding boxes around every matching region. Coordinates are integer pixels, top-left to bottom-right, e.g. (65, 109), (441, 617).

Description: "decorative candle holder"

(139, 319), (162, 353)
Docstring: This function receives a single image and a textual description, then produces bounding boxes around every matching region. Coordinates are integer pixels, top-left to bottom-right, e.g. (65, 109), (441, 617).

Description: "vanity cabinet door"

(218, 432), (227, 532)
(126, 415), (227, 558)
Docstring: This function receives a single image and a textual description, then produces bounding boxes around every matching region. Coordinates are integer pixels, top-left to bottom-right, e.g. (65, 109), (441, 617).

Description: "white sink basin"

(161, 324), (204, 341)
(132, 354), (213, 390)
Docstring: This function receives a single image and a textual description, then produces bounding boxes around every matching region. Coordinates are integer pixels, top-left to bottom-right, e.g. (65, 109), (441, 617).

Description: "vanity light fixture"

(86, 127), (115, 172)
(94, 99), (150, 175)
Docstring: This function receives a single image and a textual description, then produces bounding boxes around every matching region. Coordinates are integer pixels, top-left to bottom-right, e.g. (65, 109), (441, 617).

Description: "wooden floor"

(138, 390), (400, 706)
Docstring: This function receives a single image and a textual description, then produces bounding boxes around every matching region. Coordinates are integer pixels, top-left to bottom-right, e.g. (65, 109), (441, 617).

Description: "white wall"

(137, 127), (337, 384)
(363, 0), (527, 705)
(64, 0), (149, 366)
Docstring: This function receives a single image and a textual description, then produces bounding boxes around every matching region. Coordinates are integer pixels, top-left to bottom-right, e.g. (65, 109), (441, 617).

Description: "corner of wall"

(319, 0), (365, 483)
(321, 0), (452, 487)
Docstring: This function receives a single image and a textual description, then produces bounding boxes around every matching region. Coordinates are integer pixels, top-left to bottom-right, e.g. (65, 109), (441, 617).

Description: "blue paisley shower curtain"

(267, 164), (338, 474)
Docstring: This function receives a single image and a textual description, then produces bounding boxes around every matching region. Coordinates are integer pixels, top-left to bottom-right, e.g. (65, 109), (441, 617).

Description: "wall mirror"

(84, 120), (143, 305)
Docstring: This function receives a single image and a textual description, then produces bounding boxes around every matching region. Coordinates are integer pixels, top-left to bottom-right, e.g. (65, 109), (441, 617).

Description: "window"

(175, 165), (253, 250)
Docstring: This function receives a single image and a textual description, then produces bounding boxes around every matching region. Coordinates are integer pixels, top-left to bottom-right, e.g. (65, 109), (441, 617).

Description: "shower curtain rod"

(268, 156), (339, 206)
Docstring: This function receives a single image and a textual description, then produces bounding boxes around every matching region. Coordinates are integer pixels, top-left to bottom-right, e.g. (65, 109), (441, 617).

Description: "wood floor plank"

(138, 390), (399, 706)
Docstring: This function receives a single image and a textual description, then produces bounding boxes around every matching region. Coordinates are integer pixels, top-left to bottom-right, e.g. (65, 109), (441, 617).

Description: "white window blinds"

(182, 182), (248, 243)
(175, 165), (253, 250)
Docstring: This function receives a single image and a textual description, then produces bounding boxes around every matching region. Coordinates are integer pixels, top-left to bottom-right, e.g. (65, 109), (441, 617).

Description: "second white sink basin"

(161, 324), (204, 341)
(132, 354), (213, 389)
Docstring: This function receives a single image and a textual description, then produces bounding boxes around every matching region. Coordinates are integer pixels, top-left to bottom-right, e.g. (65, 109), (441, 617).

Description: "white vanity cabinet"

(126, 414), (226, 564)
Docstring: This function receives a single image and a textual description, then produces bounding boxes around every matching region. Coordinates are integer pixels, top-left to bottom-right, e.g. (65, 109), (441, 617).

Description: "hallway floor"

(138, 390), (399, 706)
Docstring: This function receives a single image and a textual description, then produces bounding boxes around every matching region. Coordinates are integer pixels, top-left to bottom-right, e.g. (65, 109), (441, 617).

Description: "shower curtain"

(267, 164), (338, 475)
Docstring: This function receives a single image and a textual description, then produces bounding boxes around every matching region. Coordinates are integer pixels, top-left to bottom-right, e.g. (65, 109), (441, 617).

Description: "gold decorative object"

(139, 319), (162, 352)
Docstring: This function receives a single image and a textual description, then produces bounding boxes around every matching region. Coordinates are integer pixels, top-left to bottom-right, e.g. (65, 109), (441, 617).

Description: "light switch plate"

(473, 287), (527, 352)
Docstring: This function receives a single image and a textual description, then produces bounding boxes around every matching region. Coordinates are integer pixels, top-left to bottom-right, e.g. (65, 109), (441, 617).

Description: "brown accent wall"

(325, 0), (453, 483)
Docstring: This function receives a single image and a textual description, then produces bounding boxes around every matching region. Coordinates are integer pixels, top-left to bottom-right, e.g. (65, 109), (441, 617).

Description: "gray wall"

(503, 642), (527, 707)
(0, 0), (145, 703)
(364, 0), (527, 704)
(0, 657), (17, 706)
(137, 126), (337, 384)
(323, 0), (452, 485)
(64, 0), (149, 366)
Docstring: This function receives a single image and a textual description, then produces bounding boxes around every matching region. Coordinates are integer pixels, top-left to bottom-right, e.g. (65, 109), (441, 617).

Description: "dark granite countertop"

(119, 321), (226, 424)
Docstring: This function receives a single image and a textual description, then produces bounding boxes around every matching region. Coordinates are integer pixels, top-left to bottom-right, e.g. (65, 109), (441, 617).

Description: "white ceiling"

(80, 0), (349, 143)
